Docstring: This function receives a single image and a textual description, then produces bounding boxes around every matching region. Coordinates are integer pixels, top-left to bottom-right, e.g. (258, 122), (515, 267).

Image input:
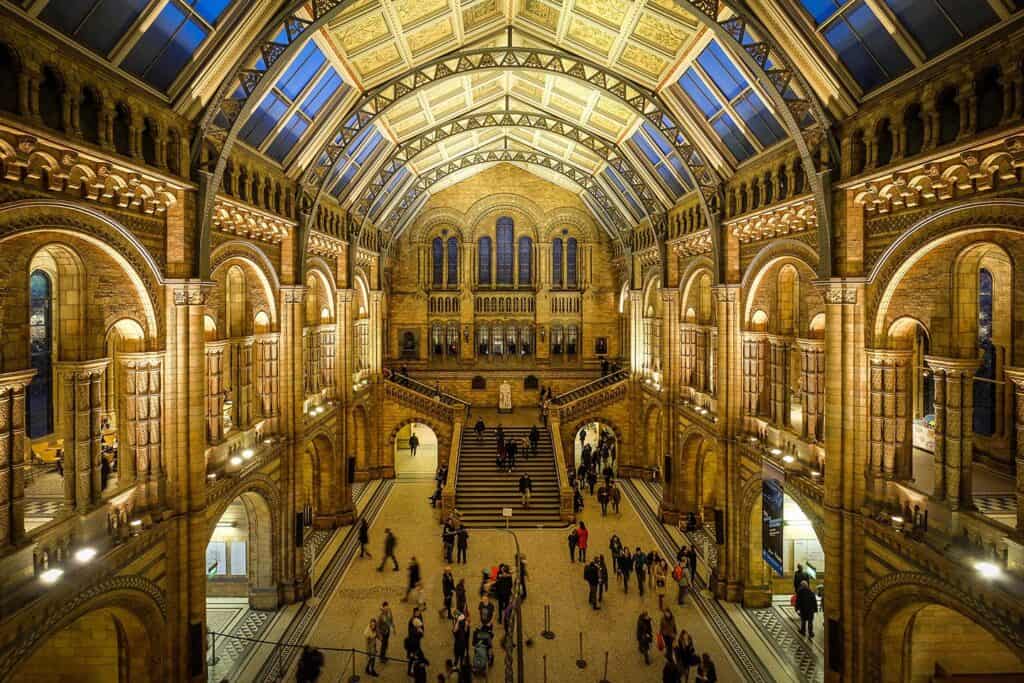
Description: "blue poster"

(762, 462), (785, 576)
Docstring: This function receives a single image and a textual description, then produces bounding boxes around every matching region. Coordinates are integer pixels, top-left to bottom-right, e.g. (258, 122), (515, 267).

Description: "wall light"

(769, 447), (783, 456)
(781, 454), (795, 464)
(241, 449), (254, 460)
(229, 456), (243, 467)
(974, 561), (1002, 579)
(130, 519), (143, 528)
(74, 547), (97, 563)
(207, 473), (217, 480)
(39, 568), (63, 584)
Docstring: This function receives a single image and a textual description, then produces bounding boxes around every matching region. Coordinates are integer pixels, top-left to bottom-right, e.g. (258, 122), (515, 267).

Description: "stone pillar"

(629, 290), (643, 375)
(926, 357), (979, 510)
(232, 338), (254, 431)
(0, 370), (34, 549)
(768, 336), (791, 427)
(280, 285), (310, 603)
(120, 352), (163, 510)
(798, 339), (825, 442)
(255, 333), (280, 434)
(741, 333), (768, 418)
(321, 325), (337, 397)
(368, 290), (383, 376)
(1004, 368), (1024, 534)
(56, 359), (109, 512)
(867, 350), (913, 496)
(204, 341), (227, 444)
(713, 285), (743, 601)
(680, 324), (696, 393)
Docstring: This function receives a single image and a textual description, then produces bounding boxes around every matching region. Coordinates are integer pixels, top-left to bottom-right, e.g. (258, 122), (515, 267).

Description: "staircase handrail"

(551, 369), (629, 405)
(442, 419), (462, 515)
(547, 415), (574, 523)
(386, 372), (471, 413)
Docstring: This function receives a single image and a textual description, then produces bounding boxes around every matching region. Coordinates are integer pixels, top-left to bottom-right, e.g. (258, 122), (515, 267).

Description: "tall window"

(432, 237), (443, 286)
(518, 236), (532, 284)
(567, 238), (578, 288)
(478, 237), (492, 284)
(496, 217), (514, 285)
(974, 268), (996, 436)
(447, 237), (459, 286)
(28, 271), (53, 438)
(552, 238), (563, 288)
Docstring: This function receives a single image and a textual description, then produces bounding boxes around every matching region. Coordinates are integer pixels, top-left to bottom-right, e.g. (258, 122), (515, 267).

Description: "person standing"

(452, 613), (470, 667)
(409, 432), (419, 457)
(406, 607), (426, 662)
(637, 610), (654, 664)
(597, 484), (609, 516)
(654, 560), (668, 611)
(658, 608), (678, 652)
(529, 424), (539, 458)
(568, 526), (579, 562)
(795, 580), (818, 639)
(793, 564), (808, 595)
(674, 631), (696, 681)
(506, 439), (517, 469)
(494, 566), (513, 624)
(405, 556), (422, 602)
(687, 545), (698, 583)
(611, 484), (621, 515)
(699, 653), (718, 683)
(609, 534), (623, 575)
(378, 602), (394, 662)
(377, 528), (398, 571)
(579, 428), (588, 450)
(475, 417), (485, 442)
(519, 472), (533, 507)
(297, 645), (325, 683)
(455, 578), (468, 615)
(673, 561), (690, 606)
(597, 555), (609, 606)
(363, 618), (380, 677)
(442, 567), (456, 619)
(619, 547), (633, 593)
(662, 658), (682, 683)
(576, 521), (589, 562)
(586, 468), (597, 495)
(456, 526), (468, 564)
(478, 594), (495, 628)
(358, 518), (371, 558)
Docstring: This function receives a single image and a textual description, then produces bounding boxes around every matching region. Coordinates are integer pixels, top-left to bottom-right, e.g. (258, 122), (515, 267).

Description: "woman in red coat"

(576, 521), (589, 562)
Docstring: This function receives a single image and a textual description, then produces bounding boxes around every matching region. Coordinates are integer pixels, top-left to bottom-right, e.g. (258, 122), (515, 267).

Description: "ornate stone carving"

(725, 194), (817, 244)
(212, 195), (294, 244)
(171, 283), (209, 306)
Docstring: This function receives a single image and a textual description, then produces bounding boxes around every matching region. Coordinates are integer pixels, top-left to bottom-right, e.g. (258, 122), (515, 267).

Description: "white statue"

(499, 381), (512, 411)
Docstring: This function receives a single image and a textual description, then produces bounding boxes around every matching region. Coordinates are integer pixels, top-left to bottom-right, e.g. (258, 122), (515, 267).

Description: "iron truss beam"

(301, 47), (719, 219)
(379, 148), (632, 238)
(349, 110), (665, 221)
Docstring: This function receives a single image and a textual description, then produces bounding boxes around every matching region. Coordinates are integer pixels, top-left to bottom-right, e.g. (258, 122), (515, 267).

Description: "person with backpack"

(568, 526), (579, 562)
(673, 561), (690, 606)
(636, 610), (654, 664)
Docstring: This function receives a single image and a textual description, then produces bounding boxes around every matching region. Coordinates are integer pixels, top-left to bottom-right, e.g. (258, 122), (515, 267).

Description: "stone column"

(280, 285), (310, 603)
(255, 333), (280, 434)
(867, 350), (913, 495)
(321, 325), (337, 398)
(629, 290), (644, 375)
(204, 341), (227, 444)
(56, 359), (109, 512)
(798, 339), (825, 442)
(768, 336), (791, 427)
(741, 333), (768, 418)
(233, 338), (254, 430)
(0, 370), (35, 549)
(1004, 368), (1024, 534)
(368, 290), (383, 376)
(926, 356), (979, 510)
(120, 352), (163, 510)
(713, 285), (743, 601)
(680, 324), (696, 393)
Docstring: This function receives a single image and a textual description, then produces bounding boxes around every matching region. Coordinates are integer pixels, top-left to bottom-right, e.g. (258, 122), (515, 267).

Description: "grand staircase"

(454, 424), (562, 527)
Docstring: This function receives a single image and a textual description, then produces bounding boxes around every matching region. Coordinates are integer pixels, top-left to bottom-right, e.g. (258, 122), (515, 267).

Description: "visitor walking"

(577, 521), (589, 562)
(519, 472), (533, 507)
(405, 556), (422, 602)
(452, 613), (470, 667)
(494, 565), (513, 624)
(455, 578), (468, 615)
(654, 559), (668, 611)
(363, 618), (380, 677)
(637, 610), (654, 664)
(529, 425), (539, 458)
(619, 547), (634, 593)
(698, 653), (718, 683)
(659, 608), (678, 651)
(409, 432), (419, 457)
(358, 518), (371, 558)
(609, 534), (623, 575)
(796, 580), (818, 639)
(611, 484), (621, 514)
(456, 526), (468, 564)
(296, 645), (324, 683)
(475, 417), (485, 441)
(584, 559), (600, 609)
(378, 602), (394, 662)
(377, 528), (398, 571)
(597, 484), (609, 516)
(442, 567), (455, 619)
(634, 547), (647, 596)
(674, 560), (690, 606)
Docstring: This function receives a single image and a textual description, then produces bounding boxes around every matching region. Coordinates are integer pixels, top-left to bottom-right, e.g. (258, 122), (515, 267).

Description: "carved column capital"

(281, 285), (307, 304)
(169, 280), (211, 306)
(924, 355), (979, 378)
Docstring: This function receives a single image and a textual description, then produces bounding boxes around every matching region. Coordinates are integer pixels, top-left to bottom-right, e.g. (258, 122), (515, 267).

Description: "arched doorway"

(573, 420), (618, 476)
(394, 422), (438, 478)
(206, 489), (278, 634)
(301, 434), (336, 528)
(9, 592), (163, 682)
(877, 600), (1024, 682)
(643, 405), (664, 471)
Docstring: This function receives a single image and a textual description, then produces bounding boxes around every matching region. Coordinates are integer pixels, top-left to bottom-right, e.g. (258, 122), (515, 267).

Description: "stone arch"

(0, 200), (163, 343)
(740, 241), (820, 328)
(304, 263), (335, 324)
(676, 427), (719, 516)
(303, 431), (336, 524)
(679, 259), (715, 324)
(862, 573), (1024, 681)
(540, 207), (599, 242)
(351, 403), (370, 473)
(207, 476), (280, 607)
(465, 194), (545, 241)
(209, 240), (281, 326)
(642, 401), (665, 470)
(3, 577), (166, 682)
(868, 199), (1024, 345)
(387, 416), (448, 455)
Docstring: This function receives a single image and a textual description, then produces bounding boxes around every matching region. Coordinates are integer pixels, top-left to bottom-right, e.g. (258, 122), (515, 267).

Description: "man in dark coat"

(456, 526), (469, 564)
(795, 580), (818, 639)
(358, 518), (371, 558)
(584, 560), (600, 609)
(494, 566), (513, 624)
(377, 528), (398, 571)
(529, 425), (539, 458)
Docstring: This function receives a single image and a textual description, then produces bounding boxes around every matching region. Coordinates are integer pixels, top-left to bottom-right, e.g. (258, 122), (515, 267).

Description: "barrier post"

(347, 649), (361, 683)
(540, 604), (555, 640)
(575, 631), (586, 669)
(599, 650), (611, 683)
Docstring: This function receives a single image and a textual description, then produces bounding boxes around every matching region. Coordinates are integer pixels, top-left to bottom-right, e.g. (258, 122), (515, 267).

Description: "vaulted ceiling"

(16, 0), (1020, 248)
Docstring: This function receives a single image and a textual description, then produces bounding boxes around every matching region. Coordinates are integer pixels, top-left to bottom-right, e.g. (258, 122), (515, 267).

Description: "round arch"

(392, 420), (440, 478)
(3, 578), (166, 682)
(209, 242), (281, 327)
(206, 479), (280, 608)
(570, 417), (622, 473)
(740, 241), (820, 326)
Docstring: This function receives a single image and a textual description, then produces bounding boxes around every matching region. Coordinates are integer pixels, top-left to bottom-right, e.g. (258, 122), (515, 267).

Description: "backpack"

(569, 529), (578, 543)
(672, 565), (683, 582)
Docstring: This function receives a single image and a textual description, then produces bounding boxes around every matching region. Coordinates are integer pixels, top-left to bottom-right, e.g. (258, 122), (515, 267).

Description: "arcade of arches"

(0, 2), (1024, 682)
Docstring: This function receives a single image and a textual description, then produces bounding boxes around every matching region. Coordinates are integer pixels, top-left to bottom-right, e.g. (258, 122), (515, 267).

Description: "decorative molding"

(213, 195), (294, 244)
(725, 194), (816, 244)
(171, 282), (209, 306)
(670, 228), (713, 257)
(308, 230), (344, 258)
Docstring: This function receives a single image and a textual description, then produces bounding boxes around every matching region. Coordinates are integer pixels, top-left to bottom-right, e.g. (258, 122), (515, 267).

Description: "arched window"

(39, 67), (63, 132)
(446, 322), (459, 357)
(496, 217), (514, 285)
(0, 44), (19, 114)
(567, 325), (579, 355)
(141, 118), (158, 166)
(113, 103), (132, 156)
(226, 265), (245, 338)
(552, 238), (563, 288)
(976, 67), (1003, 133)
(937, 87), (959, 146)
(904, 104), (924, 157)
(431, 322), (443, 357)
(518, 236), (532, 284)
(432, 237), (443, 287)
(446, 237), (458, 286)
(551, 324), (564, 355)
(478, 237), (492, 284)
(477, 325), (489, 356)
(79, 87), (101, 144)
(28, 270), (53, 438)
(567, 238), (578, 287)
(974, 268), (996, 436)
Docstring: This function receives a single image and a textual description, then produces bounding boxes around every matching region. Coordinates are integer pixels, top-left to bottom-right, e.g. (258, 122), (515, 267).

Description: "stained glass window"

(28, 270), (53, 438)
(496, 217), (514, 285)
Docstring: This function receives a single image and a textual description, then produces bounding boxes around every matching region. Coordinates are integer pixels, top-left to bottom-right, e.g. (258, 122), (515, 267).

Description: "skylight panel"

(191, 0), (232, 23)
(266, 114), (309, 163)
(122, 2), (209, 91)
(40, 0), (149, 56)
(301, 68), (343, 118)
(733, 92), (786, 147)
(822, 2), (912, 91)
(800, 0), (848, 25)
(883, 0), (997, 59)
(679, 69), (722, 119)
(696, 42), (748, 101)
(278, 42), (326, 100)
(603, 168), (644, 221)
(711, 113), (754, 163)
(240, 93), (289, 148)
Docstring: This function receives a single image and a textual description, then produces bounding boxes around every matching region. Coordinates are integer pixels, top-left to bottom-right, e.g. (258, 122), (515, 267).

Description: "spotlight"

(782, 454), (795, 464)
(207, 473), (217, 480)
(241, 449), (254, 460)
(74, 547), (97, 563)
(130, 519), (143, 528)
(229, 456), (243, 467)
(749, 436), (759, 443)
(39, 568), (63, 584)
(974, 561), (1001, 579)
(810, 470), (821, 477)
(769, 447), (783, 456)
